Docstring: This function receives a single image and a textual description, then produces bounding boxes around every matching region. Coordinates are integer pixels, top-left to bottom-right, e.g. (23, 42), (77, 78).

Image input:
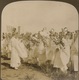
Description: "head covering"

(64, 27), (68, 32)
(12, 28), (16, 32)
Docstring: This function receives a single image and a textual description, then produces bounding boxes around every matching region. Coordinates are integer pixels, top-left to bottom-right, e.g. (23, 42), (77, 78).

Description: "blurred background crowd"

(1, 26), (78, 73)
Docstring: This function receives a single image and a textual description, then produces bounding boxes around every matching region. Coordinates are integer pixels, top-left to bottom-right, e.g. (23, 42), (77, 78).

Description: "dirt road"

(1, 57), (52, 80)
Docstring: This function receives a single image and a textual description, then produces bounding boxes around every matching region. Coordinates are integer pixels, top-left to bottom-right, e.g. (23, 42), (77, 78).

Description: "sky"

(1, 1), (78, 34)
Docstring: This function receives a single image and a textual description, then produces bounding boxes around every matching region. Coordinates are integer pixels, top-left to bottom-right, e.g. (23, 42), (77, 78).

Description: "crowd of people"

(1, 27), (78, 74)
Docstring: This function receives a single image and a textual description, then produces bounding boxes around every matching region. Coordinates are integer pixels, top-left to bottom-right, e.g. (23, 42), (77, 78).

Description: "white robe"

(18, 39), (28, 59)
(10, 37), (28, 68)
(60, 38), (70, 71)
(10, 37), (21, 68)
(73, 36), (78, 71)
(73, 55), (78, 71)
(38, 40), (45, 54)
(71, 36), (78, 71)
(47, 39), (57, 62)
(37, 40), (46, 65)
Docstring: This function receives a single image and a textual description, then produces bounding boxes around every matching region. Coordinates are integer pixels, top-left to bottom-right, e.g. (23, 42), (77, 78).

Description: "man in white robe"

(10, 33), (28, 69)
(71, 31), (78, 72)
(52, 33), (70, 73)
(10, 36), (21, 69)
(60, 37), (70, 72)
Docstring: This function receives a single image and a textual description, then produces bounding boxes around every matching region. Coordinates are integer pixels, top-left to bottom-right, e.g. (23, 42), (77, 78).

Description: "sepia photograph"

(1, 1), (79, 80)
